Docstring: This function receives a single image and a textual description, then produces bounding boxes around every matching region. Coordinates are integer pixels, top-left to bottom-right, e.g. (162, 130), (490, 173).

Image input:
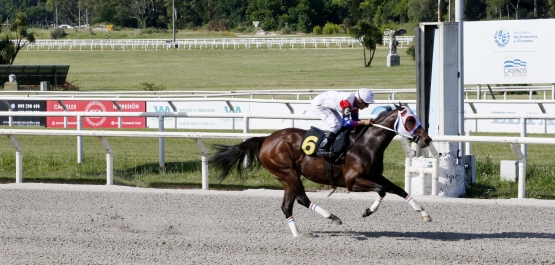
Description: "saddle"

(300, 127), (351, 157)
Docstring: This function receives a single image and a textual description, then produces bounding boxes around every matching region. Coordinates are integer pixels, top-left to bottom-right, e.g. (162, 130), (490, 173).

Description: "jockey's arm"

(341, 108), (373, 128)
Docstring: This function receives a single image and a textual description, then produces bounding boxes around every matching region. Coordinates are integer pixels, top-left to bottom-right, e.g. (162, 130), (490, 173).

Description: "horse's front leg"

(362, 190), (385, 217)
(362, 175), (432, 222)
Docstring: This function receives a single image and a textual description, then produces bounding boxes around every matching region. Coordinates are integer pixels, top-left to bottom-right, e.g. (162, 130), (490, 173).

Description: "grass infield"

(2, 41), (555, 199)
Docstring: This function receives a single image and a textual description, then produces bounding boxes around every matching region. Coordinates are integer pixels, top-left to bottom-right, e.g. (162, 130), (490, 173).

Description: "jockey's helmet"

(357, 88), (375, 104)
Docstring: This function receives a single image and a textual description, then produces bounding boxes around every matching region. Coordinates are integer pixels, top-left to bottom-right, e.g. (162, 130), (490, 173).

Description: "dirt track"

(1, 183), (554, 264)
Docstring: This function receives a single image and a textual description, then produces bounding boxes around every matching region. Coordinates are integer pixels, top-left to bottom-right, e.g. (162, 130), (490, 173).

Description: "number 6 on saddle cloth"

(300, 126), (351, 157)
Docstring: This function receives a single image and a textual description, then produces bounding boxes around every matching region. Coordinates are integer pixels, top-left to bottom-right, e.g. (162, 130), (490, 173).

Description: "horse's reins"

(326, 108), (421, 196)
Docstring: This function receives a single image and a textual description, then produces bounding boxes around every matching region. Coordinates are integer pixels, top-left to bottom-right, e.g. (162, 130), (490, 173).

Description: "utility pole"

(55, 0), (59, 27)
(172, 0), (176, 47)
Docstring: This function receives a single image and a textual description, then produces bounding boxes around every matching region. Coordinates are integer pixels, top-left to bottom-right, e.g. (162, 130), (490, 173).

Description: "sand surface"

(1, 183), (554, 264)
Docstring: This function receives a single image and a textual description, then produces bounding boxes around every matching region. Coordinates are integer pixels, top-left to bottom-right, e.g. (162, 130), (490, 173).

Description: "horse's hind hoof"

(422, 215), (432, 222)
(329, 214), (343, 225)
(362, 208), (373, 218)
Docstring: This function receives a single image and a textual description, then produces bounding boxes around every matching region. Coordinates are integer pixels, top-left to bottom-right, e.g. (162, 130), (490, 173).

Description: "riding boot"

(317, 132), (337, 157)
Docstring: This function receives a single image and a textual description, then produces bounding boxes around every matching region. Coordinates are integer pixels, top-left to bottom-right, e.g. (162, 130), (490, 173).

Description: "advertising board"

(464, 102), (555, 133)
(46, 100), (146, 128)
(0, 100), (46, 126)
(464, 19), (555, 84)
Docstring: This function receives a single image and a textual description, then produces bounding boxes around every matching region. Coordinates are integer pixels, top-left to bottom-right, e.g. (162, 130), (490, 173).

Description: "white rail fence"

(2, 85), (554, 101)
(24, 37), (364, 51)
(22, 36), (417, 51)
(1, 110), (554, 198)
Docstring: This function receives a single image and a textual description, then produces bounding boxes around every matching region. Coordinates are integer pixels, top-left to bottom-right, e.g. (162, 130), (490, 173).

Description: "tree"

(407, 0), (437, 23)
(349, 20), (382, 67)
(0, 13), (36, 65)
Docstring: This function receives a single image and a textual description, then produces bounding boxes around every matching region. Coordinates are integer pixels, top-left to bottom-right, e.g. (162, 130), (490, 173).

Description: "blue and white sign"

(464, 19), (555, 84)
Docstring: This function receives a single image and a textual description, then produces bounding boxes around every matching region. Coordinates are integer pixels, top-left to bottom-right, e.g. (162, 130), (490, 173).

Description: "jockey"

(310, 88), (375, 156)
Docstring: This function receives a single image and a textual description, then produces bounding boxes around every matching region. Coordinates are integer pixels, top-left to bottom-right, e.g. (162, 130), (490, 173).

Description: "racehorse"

(210, 103), (433, 237)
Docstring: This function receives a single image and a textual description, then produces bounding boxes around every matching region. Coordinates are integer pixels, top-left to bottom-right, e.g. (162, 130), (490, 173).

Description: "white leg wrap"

(286, 217), (301, 237)
(370, 197), (383, 212)
(310, 203), (331, 218)
(405, 195), (423, 211)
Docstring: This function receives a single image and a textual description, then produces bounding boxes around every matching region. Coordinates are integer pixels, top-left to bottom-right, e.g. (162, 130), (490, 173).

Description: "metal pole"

(456, 0), (466, 164)
(172, 0), (176, 46)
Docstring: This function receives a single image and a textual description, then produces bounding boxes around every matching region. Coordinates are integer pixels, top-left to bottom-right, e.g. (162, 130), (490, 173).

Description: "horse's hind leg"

(280, 182), (302, 237)
(279, 179), (342, 237)
(365, 175), (432, 222)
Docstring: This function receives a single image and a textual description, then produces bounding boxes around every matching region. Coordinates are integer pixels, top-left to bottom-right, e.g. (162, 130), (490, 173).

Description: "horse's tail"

(209, 136), (267, 181)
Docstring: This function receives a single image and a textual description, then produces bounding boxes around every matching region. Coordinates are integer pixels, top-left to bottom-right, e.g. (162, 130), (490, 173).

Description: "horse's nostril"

(425, 138), (432, 145)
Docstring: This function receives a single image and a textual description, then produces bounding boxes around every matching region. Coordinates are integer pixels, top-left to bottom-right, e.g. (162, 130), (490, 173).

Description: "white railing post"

(194, 138), (209, 190)
(465, 130), (473, 155)
(520, 117), (527, 160)
(77, 115), (83, 164)
(158, 115), (165, 168)
(98, 136), (114, 185)
(400, 140), (413, 193)
(7, 135), (23, 183)
(243, 115), (249, 133)
(510, 143), (526, 199)
(427, 143), (439, 196)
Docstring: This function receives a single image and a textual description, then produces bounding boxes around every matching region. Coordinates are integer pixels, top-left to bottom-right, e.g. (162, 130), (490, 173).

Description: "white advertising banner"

(464, 102), (555, 133)
(147, 100), (555, 133)
(464, 19), (555, 84)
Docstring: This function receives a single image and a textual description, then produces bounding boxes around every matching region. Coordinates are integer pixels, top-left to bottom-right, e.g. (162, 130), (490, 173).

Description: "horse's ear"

(394, 102), (403, 110)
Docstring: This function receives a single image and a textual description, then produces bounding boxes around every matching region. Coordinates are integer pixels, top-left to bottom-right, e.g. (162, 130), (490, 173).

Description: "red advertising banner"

(46, 100), (146, 128)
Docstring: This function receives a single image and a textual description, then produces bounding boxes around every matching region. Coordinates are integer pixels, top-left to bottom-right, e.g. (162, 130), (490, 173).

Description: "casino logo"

(494, 29), (510, 47)
(503, 57), (527, 78)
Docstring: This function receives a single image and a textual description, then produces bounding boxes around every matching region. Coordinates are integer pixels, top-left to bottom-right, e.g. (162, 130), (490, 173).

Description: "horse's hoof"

(329, 214), (343, 225)
(362, 208), (373, 218)
(422, 215), (432, 222)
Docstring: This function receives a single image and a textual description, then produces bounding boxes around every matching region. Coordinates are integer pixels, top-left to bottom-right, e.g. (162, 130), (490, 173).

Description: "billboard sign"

(46, 100), (146, 128)
(464, 19), (555, 84)
(0, 100), (46, 126)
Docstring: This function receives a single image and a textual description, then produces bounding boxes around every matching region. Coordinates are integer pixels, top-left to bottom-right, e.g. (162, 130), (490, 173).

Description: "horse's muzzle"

(413, 135), (432, 148)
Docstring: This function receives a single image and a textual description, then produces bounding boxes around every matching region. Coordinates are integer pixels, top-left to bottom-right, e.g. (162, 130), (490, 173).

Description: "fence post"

(194, 138), (209, 190)
(510, 143), (526, 199)
(98, 136), (113, 185)
(77, 115), (83, 164)
(7, 135), (23, 183)
(158, 115), (165, 168)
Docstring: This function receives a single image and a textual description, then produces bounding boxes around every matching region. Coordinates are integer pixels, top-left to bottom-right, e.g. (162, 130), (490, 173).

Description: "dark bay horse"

(210, 104), (433, 237)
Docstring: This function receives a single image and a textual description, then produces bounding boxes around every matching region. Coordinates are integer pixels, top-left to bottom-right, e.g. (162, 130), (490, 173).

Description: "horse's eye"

(405, 117), (416, 131)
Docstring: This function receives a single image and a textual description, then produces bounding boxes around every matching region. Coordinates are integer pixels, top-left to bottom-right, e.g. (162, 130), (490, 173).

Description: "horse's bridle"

(372, 123), (421, 143)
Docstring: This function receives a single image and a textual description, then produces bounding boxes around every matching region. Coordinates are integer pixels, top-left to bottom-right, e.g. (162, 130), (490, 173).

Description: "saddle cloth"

(300, 126), (351, 157)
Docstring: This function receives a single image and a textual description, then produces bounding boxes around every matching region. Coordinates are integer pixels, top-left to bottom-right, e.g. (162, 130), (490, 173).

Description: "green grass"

(14, 46), (416, 92)
(1, 129), (554, 199)
(3, 38), (555, 199)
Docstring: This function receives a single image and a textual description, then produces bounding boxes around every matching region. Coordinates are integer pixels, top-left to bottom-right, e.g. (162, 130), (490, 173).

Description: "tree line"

(1, 0), (554, 33)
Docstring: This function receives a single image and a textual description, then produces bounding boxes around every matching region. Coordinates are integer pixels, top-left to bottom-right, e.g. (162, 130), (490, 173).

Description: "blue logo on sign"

(224, 106), (242, 113)
(504, 58), (527, 68)
(154, 106), (171, 112)
(503, 57), (527, 78)
(494, 29), (510, 47)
